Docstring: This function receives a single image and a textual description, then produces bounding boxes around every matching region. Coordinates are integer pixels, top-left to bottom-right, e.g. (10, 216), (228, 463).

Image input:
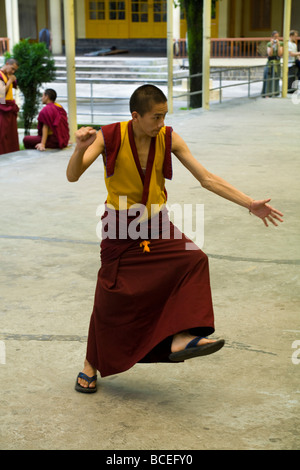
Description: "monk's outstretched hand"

(249, 199), (284, 227)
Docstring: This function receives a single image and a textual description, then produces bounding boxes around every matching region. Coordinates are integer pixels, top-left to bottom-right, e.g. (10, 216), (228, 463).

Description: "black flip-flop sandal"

(75, 372), (97, 393)
(169, 336), (225, 362)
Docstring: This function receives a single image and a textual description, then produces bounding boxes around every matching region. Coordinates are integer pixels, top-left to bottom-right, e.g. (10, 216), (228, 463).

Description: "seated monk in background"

(23, 88), (69, 151)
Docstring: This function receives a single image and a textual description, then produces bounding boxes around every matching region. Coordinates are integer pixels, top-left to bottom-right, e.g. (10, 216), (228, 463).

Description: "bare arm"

(289, 50), (300, 57)
(36, 124), (49, 151)
(171, 131), (284, 227)
(66, 127), (104, 182)
(172, 131), (253, 208)
(267, 40), (282, 57)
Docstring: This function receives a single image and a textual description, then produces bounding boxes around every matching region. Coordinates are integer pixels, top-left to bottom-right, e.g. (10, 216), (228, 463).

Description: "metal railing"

(173, 64), (300, 107)
(46, 64), (294, 122)
(173, 63), (298, 106)
(41, 65), (297, 121)
(16, 64), (298, 124)
(209, 65), (275, 102)
(174, 37), (300, 59)
(211, 37), (270, 58)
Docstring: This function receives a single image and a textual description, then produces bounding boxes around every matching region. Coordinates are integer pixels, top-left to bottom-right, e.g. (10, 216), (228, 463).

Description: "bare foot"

(171, 331), (217, 353)
(77, 359), (97, 389)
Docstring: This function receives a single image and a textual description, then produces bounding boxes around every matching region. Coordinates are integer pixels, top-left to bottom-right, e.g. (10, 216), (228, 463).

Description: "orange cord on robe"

(140, 240), (151, 252)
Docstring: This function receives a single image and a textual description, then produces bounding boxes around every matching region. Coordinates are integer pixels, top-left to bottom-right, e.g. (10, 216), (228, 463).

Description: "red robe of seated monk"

(23, 102), (69, 149)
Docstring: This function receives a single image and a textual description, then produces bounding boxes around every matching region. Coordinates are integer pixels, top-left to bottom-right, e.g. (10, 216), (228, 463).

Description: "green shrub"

(5, 39), (56, 134)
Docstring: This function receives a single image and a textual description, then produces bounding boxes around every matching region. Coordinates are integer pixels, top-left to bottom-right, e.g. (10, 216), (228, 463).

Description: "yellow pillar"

(167, 0), (173, 114)
(203, 0), (211, 110)
(63, 0), (77, 143)
(282, 0), (292, 98)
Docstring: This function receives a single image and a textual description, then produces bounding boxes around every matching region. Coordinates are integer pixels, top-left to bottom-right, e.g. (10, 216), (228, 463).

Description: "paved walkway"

(0, 95), (299, 450)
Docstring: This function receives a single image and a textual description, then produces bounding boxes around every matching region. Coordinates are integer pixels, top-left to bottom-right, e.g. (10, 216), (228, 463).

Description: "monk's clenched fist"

(75, 126), (97, 149)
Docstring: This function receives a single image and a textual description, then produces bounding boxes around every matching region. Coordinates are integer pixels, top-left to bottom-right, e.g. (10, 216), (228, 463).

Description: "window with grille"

(153, 1), (166, 23)
(131, 0), (148, 23)
(89, 1), (105, 20)
(109, 1), (126, 20)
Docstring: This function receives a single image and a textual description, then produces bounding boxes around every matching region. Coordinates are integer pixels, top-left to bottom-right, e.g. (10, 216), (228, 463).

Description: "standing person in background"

(0, 58), (19, 155)
(262, 31), (283, 98)
(39, 28), (52, 51)
(288, 30), (300, 93)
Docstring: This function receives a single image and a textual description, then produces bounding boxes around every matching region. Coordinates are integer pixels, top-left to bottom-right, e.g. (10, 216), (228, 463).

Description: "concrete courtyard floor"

(0, 95), (299, 450)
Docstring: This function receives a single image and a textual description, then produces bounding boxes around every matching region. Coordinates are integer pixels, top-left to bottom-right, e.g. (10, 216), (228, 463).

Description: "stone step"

(55, 70), (186, 79)
(55, 63), (169, 72)
(53, 56), (186, 84)
(53, 56), (168, 67)
(54, 76), (184, 85)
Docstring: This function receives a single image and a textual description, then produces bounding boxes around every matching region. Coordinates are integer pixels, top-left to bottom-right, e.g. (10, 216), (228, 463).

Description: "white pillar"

(50, 0), (63, 55)
(167, 0), (173, 114)
(173, 1), (180, 40)
(282, 0), (292, 98)
(5, 0), (20, 108)
(5, 0), (20, 51)
(203, 0), (211, 110)
(63, 0), (77, 143)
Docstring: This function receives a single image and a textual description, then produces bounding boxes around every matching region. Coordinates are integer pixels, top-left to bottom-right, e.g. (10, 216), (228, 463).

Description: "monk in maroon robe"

(23, 88), (69, 151)
(66, 85), (284, 393)
(0, 59), (19, 155)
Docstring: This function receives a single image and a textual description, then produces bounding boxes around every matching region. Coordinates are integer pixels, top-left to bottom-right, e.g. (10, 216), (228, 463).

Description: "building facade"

(0, 0), (299, 55)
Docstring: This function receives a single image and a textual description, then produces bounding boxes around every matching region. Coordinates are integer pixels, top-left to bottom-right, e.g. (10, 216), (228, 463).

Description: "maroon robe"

(87, 214), (215, 378)
(85, 123), (215, 378)
(0, 100), (19, 155)
(23, 102), (69, 149)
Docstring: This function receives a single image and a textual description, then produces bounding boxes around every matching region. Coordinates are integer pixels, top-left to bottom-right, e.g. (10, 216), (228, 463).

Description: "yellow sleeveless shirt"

(101, 120), (172, 219)
(0, 71), (14, 101)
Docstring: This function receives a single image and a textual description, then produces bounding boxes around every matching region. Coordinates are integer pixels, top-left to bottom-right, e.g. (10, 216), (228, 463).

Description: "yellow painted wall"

(0, 0), (7, 36)
(76, 0), (86, 38)
(218, 0), (229, 38)
(85, 0), (167, 39)
(37, 0), (48, 32)
(242, 0), (284, 37)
